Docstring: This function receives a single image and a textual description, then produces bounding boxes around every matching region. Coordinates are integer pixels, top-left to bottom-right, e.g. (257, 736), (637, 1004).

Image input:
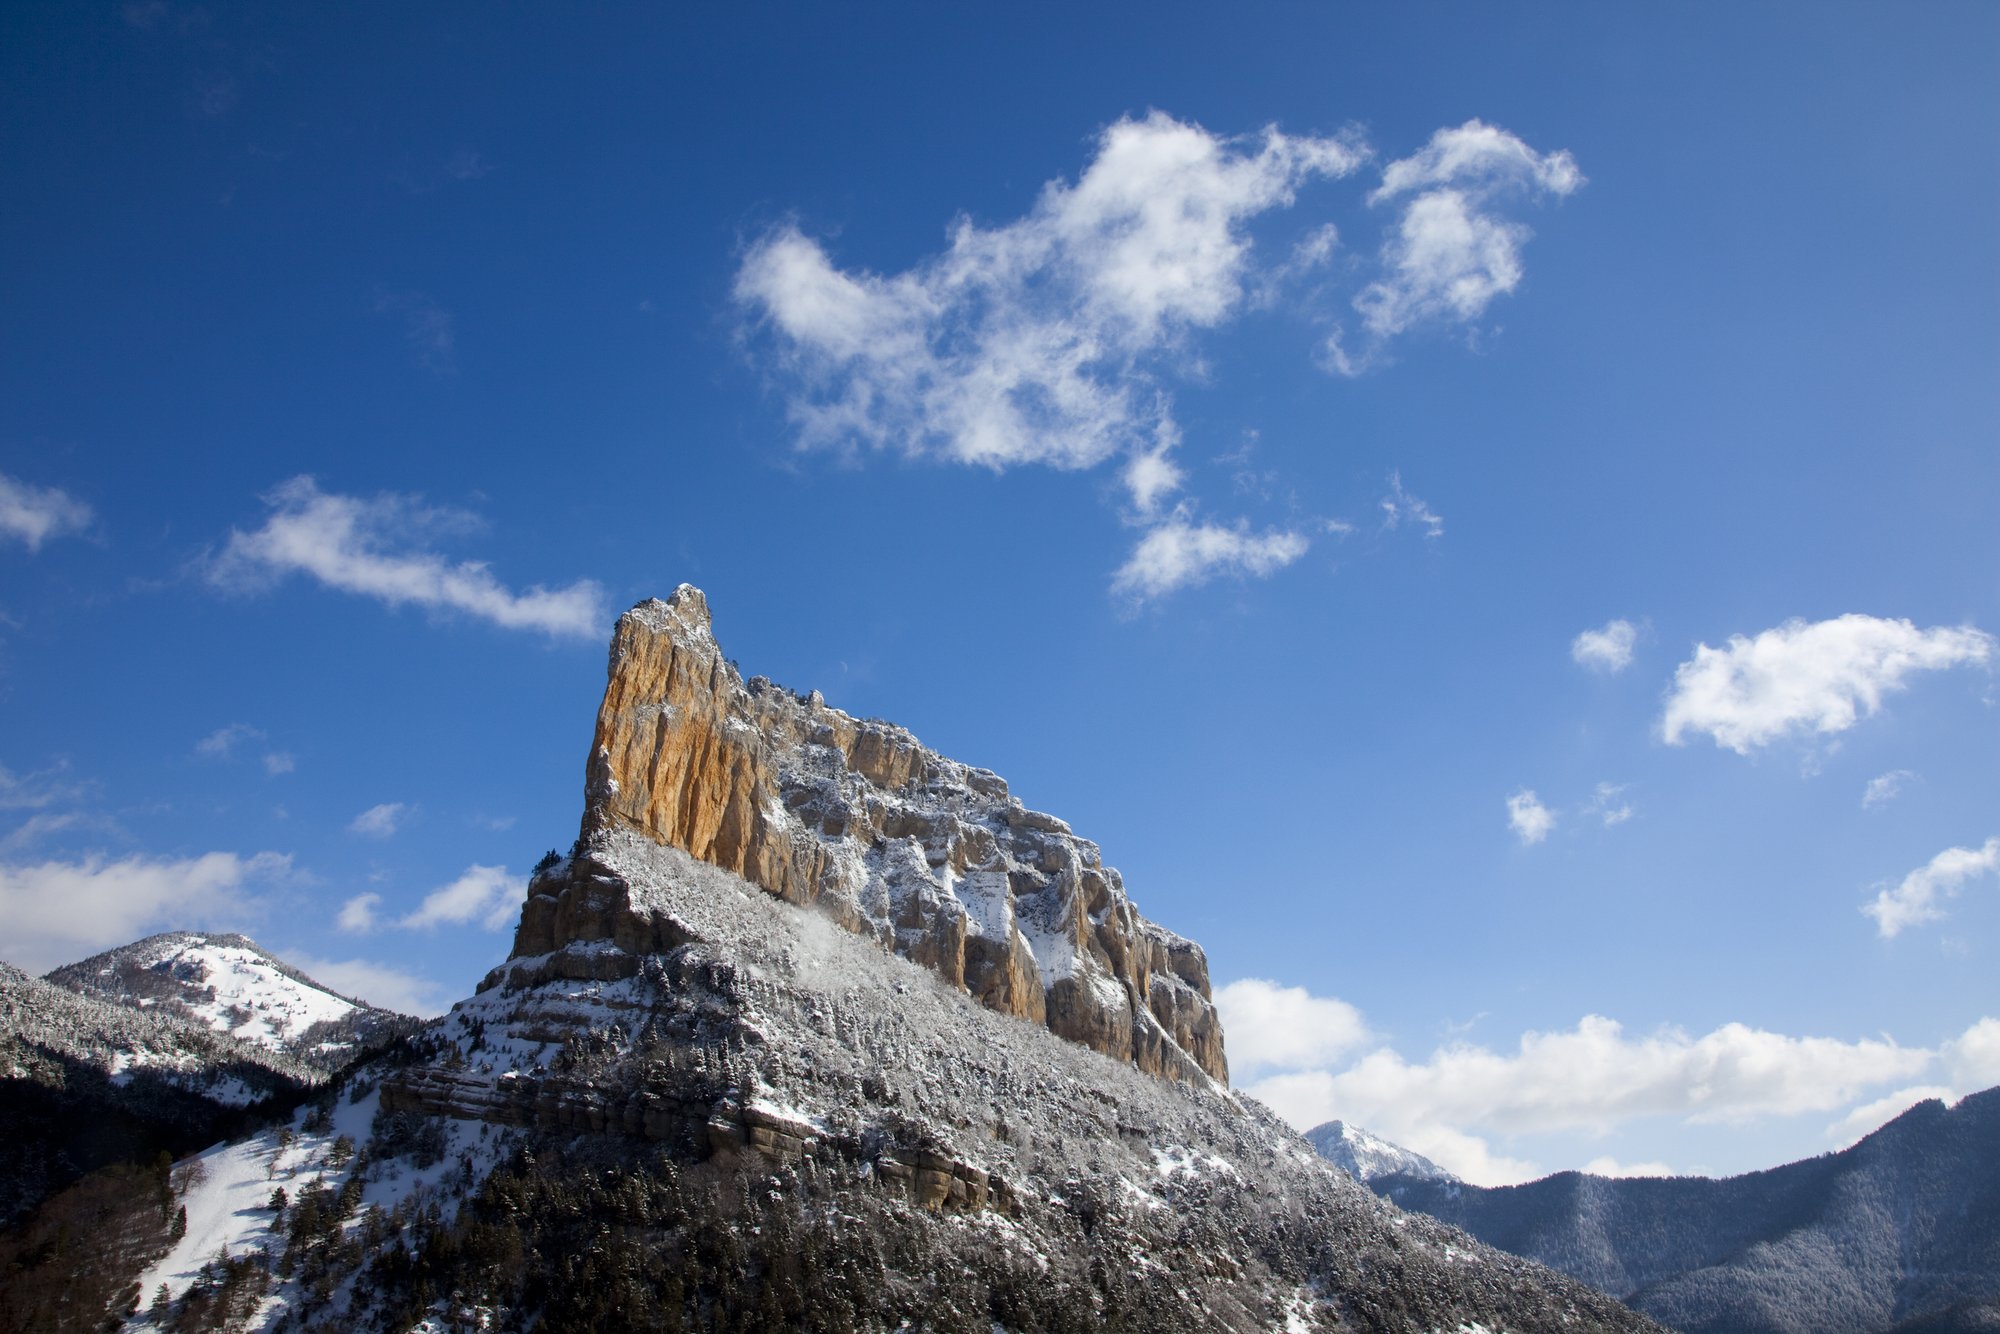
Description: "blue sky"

(2, 2), (1996, 1184)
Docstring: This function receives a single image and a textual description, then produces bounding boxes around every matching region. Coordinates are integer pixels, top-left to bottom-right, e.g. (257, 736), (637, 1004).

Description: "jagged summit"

(512, 587), (1228, 1084)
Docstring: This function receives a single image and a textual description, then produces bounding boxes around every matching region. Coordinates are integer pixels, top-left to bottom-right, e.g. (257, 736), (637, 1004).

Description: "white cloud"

(736, 112), (1367, 478)
(1110, 511), (1308, 601)
(1863, 837), (2000, 938)
(196, 724), (294, 777)
(195, 723), (265, 759)
(1824, 1084), (1956, 1148)
(1355, 120), (1582, 340)
(0, 762), (88, 811)
(1572, 619), (1637, 673)
(738, 113), (1571, 596)
(1506, 789), (1555, 844)
(347, 802), (409, 839)
(0, 851), (292, 973)
(1582, 1156), (1675, 1179)
(397, 863), (523, 931)
(1214, 979), (1371, 1078)
(1946, 1016), (2000, 1090)
(1241, 1009), (1932, 1185)
(209, 476), (606, 640)
(336, 891), (382, 933)
(1379, 471), (1443, 538)
(1863, 769), (1917, 809)
(0, 473), (92, 551)
(1661, 614), (1994, 754)
(282, 951), (448, 1017)
(1825, 1018), (2000, 1145)
(1585, 781), (1634, 827)
(1369, 120), (1584, 205)
(1122, 419), (1186, 516)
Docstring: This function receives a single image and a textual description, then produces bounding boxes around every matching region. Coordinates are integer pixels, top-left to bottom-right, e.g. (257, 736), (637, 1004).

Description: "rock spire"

(511, 585), (1228, 1084)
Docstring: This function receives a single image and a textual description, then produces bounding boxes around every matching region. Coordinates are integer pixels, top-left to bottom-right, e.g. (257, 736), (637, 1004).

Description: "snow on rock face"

(374, 830), (1661, 1334)
(528, 586), (1227, 1084)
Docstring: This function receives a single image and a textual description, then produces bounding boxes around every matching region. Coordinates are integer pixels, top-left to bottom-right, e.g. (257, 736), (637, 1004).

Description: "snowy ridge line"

(45, 931), (416, 1071)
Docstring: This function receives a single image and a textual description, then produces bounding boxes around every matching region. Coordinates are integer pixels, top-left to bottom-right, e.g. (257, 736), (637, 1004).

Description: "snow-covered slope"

(46, 932), (410, 1069)
(1306, 1119), (1458, 1184)
(0, 960), (319, 1226)
(168, 829), (1660, 1334)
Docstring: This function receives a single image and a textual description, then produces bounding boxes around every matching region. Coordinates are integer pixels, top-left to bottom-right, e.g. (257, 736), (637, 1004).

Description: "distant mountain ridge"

(1305, 1118), (1457, 1184)
(46, 930), (410, 1070)
(1, 937), (417, 1228)
(1366, 1088), (2000, 1334)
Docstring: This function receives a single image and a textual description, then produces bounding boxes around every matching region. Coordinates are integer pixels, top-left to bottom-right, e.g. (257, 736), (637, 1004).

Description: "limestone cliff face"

(512, 586), (1227, 1085)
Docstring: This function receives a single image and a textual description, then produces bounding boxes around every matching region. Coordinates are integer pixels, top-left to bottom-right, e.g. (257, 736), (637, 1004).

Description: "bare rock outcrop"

(515, 586), (1227, 1085)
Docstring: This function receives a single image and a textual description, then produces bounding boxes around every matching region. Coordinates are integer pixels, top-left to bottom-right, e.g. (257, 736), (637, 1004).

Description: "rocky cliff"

(507, 585), (1227, 1085)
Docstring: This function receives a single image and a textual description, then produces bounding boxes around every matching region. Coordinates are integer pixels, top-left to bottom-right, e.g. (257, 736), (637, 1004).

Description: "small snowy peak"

(0, 959), (310, 1095)
(1305, 1120), (1458, 1184)
(46, 932), (409, 1067)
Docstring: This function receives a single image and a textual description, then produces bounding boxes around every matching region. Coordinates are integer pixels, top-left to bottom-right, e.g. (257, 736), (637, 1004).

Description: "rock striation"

(510, 586), (1227, 1084)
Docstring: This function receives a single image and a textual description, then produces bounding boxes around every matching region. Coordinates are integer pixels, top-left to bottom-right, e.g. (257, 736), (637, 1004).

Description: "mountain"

(1306, 1119), (1457, 1184)
(0, 960), (311, 1228)
(125, 587), (1663, 1333)
(0, 936), (417, 1231)
(46, 931), (412, 1071)
(1372, 1089), (2000, 1334)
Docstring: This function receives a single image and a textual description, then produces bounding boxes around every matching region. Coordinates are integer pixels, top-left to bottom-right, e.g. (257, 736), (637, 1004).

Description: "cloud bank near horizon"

(1218, 977), (1991, 1186)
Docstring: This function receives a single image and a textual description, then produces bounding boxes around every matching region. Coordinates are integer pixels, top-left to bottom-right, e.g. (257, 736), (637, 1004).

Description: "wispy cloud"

(1379, 471), (1443, 538)
(1863, 837), (2000, 938)
(1572, 618), (1637, 673)
(347, 801), (409, 839)
(0, 473), (93, 552)
(336, 891), (381, 932)
(194, 723), (295, 777)
(738, 111), (1574, 601)
(0, 850), (293, 973)
(0, 761), (89, 812)
(1662, 615), (1994, 755)
(371, 287), (456, 373)
(1506, 789), (1555, 845)
(1110, 510), (1308, 602)
(397, 864), (524, 930)
(1862, 769), (1917, 809)
(195, 723), (263, 759)
(1585, 781), (1634, 827)
(442, 148), (493, 182)
(208, 476), (607, 639)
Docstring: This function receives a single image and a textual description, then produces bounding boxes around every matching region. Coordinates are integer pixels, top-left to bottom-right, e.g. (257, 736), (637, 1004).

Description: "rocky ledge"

(505, 585), (1227, 1085)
